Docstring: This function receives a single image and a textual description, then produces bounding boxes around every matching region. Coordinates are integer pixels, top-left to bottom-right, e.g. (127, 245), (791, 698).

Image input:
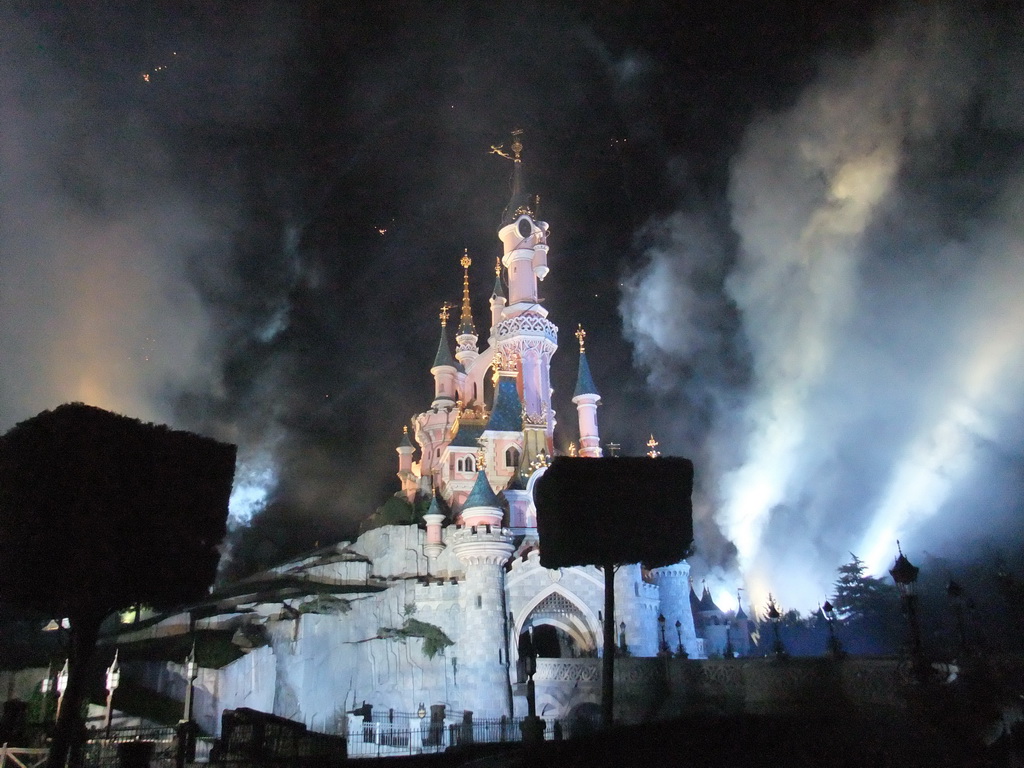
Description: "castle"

(113, 134), (750, 739)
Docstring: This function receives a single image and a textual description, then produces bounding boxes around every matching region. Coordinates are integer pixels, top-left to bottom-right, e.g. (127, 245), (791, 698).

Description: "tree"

(0, 404), (235, 768)
(831, 553), (901, 654)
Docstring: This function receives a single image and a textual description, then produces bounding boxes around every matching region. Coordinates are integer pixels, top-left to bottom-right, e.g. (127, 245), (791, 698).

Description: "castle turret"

(412, 304), (459, 493)
(431, 305), (458, 408)
(450, 462), (514, 718)
(488, 258), (506, 345)
(571, 325), (603, 458)
(396, 426), (418, 503)
(422, 492), (446, 561)
(652, 561), (702, 658)
(455, 251), (480, 376)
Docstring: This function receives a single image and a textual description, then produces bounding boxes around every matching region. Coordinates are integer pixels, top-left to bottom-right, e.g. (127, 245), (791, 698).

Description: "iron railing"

(345, 713), (558, 759)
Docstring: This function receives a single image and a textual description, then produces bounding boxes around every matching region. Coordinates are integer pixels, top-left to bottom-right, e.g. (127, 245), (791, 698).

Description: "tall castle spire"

(459, 250), (476, 336)
(431, 303), (458, 407)
(572, 324), (602, 458)
(456, 251), (480, 372)
(492, 128), (532, 226)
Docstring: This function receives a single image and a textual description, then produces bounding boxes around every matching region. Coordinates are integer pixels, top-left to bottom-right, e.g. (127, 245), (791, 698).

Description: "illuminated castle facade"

(115, 135), (726, 737)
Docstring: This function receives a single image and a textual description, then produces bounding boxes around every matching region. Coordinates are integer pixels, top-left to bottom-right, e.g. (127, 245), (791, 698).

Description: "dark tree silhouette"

(0, 404), (235, 768)
(832, 553), (901, 654)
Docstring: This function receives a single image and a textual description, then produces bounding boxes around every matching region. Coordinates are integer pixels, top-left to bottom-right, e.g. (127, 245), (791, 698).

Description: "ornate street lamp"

(182, 642), (199, 724)
(55, 659), (69, 721)
(889, 542), (924, 679)
(765, 594), (786, 659)
(618, 621), (626, 653)
(104, 650), (121, 737)
(417, 703), (426, 720)
(657, 614), (670, 656)
(518, 628), (544, 744)
(674, 620), (687, 658)
(821, 601), (844, 659)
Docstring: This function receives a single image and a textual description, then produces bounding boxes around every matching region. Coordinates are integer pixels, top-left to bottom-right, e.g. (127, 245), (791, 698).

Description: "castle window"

(505, 447), (520, 468)
(465, 456), (475, 472)
(476, 595), (482, 609)
(457, 458), (464, 472)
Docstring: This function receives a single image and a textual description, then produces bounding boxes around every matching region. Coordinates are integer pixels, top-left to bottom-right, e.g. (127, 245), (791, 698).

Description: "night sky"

(2, 1), (1022, 609)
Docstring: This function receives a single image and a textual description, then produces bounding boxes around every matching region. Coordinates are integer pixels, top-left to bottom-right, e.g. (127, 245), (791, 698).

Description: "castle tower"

(412, 305), (459, 493)
(455, 251), (480, 377)
(571, 325), (603, 458)
(652, 561), (702, 658)
(422, 492), (446, 561)
(449, 466), (514, 718)
(492, 130), (557, 458)
(488, 258), (506, 346)
(431, 305), (458, 408)
(395, 427), (418, 503)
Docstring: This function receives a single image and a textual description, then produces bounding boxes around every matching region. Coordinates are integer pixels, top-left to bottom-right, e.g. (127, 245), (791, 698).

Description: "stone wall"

(528, 656), (918, 725)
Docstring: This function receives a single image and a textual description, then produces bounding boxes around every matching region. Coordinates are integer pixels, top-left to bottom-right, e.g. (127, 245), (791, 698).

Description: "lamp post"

(104, 650), (121, 737)
(657, 614), (670, 657)
(674, 620), (687, 658)
(889, 542), (924, 680)
(618, 621), (626, 654)
(766, 594), (786, 659)
(517, 629), (544, 745)
(821, 601), (843, 659)
(55, 659), (69, 722)
(182, 642), (199, 724)
(176, 643), (200, 768)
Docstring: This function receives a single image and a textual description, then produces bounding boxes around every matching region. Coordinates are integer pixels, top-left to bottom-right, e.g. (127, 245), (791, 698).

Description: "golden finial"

(647, 435), (660, 458)
(568, 441), (578, 457)
(510, 128), (523, 161)
(439, 302), (454, 327)
(575, 324), (587, 353)
(459, 250), (474, 332)
(495, 257), (501, 277)
(403, 426), (408, 434)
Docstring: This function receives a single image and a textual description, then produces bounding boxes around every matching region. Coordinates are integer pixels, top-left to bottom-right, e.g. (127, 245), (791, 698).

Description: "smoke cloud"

(622, 3), (1024, 609)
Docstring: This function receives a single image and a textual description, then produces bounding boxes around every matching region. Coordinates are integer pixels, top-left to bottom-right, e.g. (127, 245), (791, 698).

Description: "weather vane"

(439, 302), (455, 327)
(575, 324), (587, 353)
(489, 128), (524, 161)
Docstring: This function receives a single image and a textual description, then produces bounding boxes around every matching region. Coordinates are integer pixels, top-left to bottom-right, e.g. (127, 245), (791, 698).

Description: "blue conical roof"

(464, 469), (500, 509)
(492, 269), (505, 299)
(486, 375), (523, 431)
(399, 428), (413, 448)
(432, 325), (456, 368)
(573, 351), (600, 398)
(426, 493), (443, 517)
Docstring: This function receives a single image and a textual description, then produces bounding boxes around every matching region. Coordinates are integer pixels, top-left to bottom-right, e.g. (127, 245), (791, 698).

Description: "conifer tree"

(831, 553), (901, 653)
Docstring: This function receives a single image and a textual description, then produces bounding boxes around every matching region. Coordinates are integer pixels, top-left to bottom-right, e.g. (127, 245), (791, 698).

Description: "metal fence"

(81, 727), (178, 768)
(345, 712), (558, 759)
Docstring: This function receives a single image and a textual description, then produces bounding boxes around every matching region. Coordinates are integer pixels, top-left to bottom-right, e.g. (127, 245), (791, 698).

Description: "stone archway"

(516, 589), (598, 658)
